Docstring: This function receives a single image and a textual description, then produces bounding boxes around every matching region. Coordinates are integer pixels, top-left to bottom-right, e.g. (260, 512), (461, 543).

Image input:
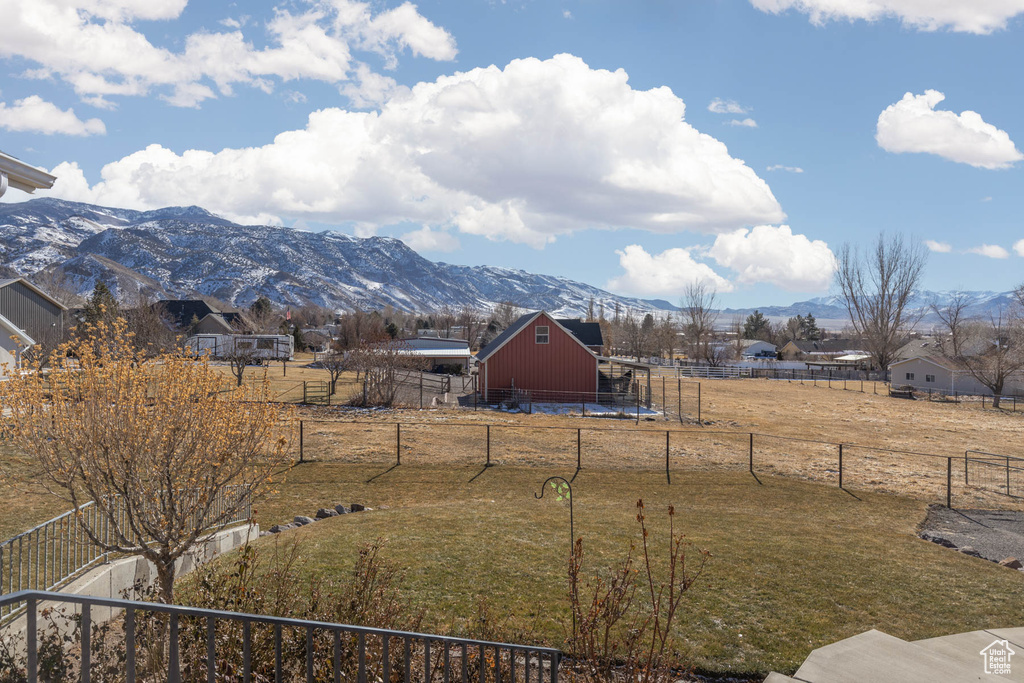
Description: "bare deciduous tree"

(931, 291), (972, 358)
(349, 339), (427, 407)
(943, 309), (1024, 408)
(320, 343), (352, 395)
(835, 234), (927, 370)
(224, 340), (260, 387)
(0, 319), (292, 602)
(680, 282), (719, 364)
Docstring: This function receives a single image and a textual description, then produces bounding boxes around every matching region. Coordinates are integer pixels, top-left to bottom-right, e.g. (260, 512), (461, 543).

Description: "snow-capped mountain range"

(0, 198), (675, 316)
(0, 198), (1016, 322)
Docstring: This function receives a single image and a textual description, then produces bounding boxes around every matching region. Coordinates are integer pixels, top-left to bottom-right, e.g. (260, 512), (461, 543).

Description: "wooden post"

(662, 376), (666, 417)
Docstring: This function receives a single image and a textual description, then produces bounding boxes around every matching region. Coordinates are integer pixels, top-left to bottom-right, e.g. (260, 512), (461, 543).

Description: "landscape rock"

(316, 508), (339, 519)
(294, 516), (316, 526)
(350, 503), (365, 512)
(999, 557), (1023, 569)
(269, 523), (297, 533)
(958, 545), (982, 558)
(334, 504), (349, 514)
(921, 533), (957, 549)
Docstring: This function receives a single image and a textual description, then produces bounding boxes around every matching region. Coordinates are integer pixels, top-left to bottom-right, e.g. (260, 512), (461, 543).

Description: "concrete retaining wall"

(3, 523), (259, 638)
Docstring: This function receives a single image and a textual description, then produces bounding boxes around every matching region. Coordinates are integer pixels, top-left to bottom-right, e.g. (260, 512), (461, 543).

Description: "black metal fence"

(0, 590), (561, 683)
(292, 419), (1023, 509)
(0, 487), (252, 624)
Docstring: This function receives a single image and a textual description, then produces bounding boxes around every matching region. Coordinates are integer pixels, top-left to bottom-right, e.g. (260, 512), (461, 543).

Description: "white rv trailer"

(185, 334), (294, 363)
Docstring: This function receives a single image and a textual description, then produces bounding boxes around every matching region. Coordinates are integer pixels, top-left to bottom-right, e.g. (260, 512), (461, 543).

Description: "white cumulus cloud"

(607, 245), (733, 296)
(750, 0), (1024, 34)
(0, 95), (106, 136)
(708, 225), (836, 291)
(1014, 239), (1024, 257)
(727, 118), (758, 128)
(966, 244), (1010, 259)
(400, 226), (460, 253)
(0, 0), (456, 108)
(45, 54), (785, 247)
(876, 90), (1023, 169)
(925, 240), (952, 253)
(767, 164), (804, 173)
(708, 98), (748, 114)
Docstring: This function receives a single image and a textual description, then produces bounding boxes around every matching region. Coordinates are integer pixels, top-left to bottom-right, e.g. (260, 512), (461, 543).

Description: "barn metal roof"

(476, 311), (600, 363)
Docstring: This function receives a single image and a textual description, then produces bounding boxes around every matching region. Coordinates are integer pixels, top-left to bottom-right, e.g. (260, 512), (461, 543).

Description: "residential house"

(0, 278), (68, 377)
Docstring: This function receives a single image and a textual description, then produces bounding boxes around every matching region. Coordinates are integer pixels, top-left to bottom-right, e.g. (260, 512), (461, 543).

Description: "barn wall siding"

(482, 313), (597, 400)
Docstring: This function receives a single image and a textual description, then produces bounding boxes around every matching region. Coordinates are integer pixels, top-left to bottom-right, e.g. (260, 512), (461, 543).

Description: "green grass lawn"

(248, 462), (1024, 678)
(0, 442), (64, 541)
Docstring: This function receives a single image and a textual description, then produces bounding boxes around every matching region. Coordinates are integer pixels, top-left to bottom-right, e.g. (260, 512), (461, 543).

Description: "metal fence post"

(697, 383), (701, 424)
(964, 450), (969, 486)
(396, 424), (401, 465)
(27, 596), (37, 681)
(748, 433), (753, 473)
(838, 444), (843, 489)
(577, 428), (581, 470)
(666, 431), (671, 485)
(299, 420), (304, 463)
(1008, 456), (1012, 496)
(947, 457), (953, 508)
(486, 425), (491, 467)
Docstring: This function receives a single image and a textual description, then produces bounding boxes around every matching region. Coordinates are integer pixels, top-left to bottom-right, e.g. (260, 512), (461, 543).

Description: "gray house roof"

(476, 311), (601, 362)
(476, 312), (540, 362)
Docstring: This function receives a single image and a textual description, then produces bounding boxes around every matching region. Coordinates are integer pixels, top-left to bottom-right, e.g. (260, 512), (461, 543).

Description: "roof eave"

(0, 152), (56, 193)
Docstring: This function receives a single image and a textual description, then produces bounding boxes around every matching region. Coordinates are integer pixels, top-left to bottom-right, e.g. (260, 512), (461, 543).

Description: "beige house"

(888, 355), (1023, 396)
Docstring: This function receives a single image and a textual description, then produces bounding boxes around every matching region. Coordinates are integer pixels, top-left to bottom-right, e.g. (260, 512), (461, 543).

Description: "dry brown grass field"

(288, 377), (1024, 511)
(4, 374), (1024, 676)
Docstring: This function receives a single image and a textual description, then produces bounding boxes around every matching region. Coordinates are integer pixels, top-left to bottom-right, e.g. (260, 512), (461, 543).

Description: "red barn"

(476, 311), (602, 402)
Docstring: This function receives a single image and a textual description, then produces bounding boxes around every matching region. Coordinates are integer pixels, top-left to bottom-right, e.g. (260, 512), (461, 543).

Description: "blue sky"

(1, 0), (1023, 308)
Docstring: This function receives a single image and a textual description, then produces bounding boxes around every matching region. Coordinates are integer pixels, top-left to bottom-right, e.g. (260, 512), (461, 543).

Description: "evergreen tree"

(291, 326), (306, 352)
(801, 313), (821, 341)
(249, 296), (272, 319)
(743, 310), (770, 340)
(83, 282), (119, 325)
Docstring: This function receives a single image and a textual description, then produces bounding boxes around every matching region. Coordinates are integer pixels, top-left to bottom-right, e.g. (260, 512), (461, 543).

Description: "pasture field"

(4, 376), (1024, 677)
(247, 463), (1024, 678)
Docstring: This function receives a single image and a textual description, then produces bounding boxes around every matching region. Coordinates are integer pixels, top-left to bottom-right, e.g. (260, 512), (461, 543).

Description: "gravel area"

(920, 505), (1024, 564)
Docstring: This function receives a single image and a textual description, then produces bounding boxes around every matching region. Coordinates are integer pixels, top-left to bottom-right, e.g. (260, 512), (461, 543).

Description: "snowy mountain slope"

(0, 199), (673, 315)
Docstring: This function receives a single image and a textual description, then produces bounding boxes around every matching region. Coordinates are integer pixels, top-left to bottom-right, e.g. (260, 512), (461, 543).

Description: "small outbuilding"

(395, 337), (473, 373)
(476, 311), (602, 402)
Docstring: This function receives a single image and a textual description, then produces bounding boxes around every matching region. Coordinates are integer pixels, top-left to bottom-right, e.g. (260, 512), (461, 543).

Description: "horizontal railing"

(0, 487), (251, 623)
(0, 590), (561, 683)
(964, 450), (1024, 498)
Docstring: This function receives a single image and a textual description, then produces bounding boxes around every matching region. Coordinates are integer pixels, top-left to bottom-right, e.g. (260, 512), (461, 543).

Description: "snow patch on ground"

(496, 402), (661, 418)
